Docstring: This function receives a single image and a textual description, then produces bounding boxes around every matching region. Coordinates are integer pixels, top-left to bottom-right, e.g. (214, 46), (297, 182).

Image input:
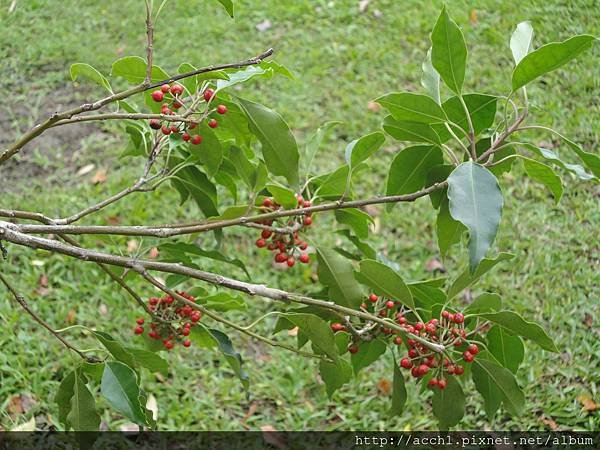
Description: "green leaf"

(215, 0), (234, 17)
(111, 56), (169, 84)
(80, 361), (105, 383)
(382, 116), (441, 145)
(237, 98), (299, 185)
(54, 370), (76, 429)
(275, 313), (339, 362)
(189, 123), (223, 176)
(516, 143), (596, 181)
(471, 356), (503, 420)
(521, 157), (563, 203)
(447, 162), (503, 271)
(510, 21), (535, 65)
(421, 48), (441, 104)
(376, 93), (446, 124)
(209, 329), (250, 391)
(386, 146), (444, 205)
(534, 130), (600, 179)
(472, 355), (525, 416)
(487, 326), (524, 374)
(512, 34), (596, 91)
(303, 121), (342, 179)
(159, 242), (249, 278)
(355, 259), (414, 310)
(345, 131), (385, 169)
(173, 165), (219, 218)
(334, 208), (373, 240)
(70, 63), (112, 92)
(407, 279), (447, 309)
(319, 358), (352, 398)
(430, 5), (467, 94)
(336, 229), (377, 260)
(350, 339), (387, 374)
(477, 311), (558, 352)
(101, 361), (149, 427)
(390, 359), (407, 416)
(313, 165), (350, 199)
(208, 205), (248, 221)
(432, 376), (465, 429)
(447, 253), (514, 299)
(266, 183), (297, 210)
(125, 347), (169, 376)
(464, 292), (502, 315)
(204, 292), (246, 312)
(92, 331), (135, 367)
(436, 197), (465, 258)
(316, 247), (363, 309)
(427, 164), (454, 209)
(435, 94), (497, 142)
(189, 323), (219, 348)
(68, 370), (100, 431)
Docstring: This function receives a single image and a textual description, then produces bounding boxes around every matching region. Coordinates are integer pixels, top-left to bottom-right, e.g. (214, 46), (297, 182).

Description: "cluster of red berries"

(331, 296), (480, 390)
(254, 195), (313, 268)
(134, 291), (202, 350)
(148, 85), (227, 144)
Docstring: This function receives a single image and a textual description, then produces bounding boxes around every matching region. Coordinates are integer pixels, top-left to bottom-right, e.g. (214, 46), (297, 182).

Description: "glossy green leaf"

(303, 121), (342, 179)
(548, 131), (600, 178)
(209, 329), (250, 391)
(471, 356), (503, 420)
(266, 183), (297, 210)
(345, 131), (385, 168)
(190, 323), (219, 348)
(521, 157), (563, 203)
(334, 208), (373, 240)
(336, 229), (377, 260)
(208, 205), (249, 221)
(390, 359), (407, 416)
(447, 162), (503, 271)
(447, 252), (514, 299)
(472, 354), (525, 416)
(427, 164), (454, 209)
(276, 313), (339, 362)
(238, 98), (299, 185)
(204, 292), (246, 312)
(386, 146), (444, 207)
(510, 21), (534, 65)
(376, 93), (446, 124)
(319, 358), (352, 398)
(316, 248), (363, 309)
(430, 5), (467, 94)
(464, 292), (502, 315)
(477, 311), (558, 352)
(92, 331), (135, 367)
(215, 0), (234, 17)
(173, 165), (219, 218)
(111, 56), (169, 84)
(432, 376), (465, 429)
(70, 63), (112, 92)
(350, 339), (387, 374)
(421, 48), (440, 104)
(80, 361), (105, 383)
(512, 35), (596, 90)
(188, 123), (223, 176)
(487, 326), (524, 374)
(355, 259), (414, 310)
(407, 279), (447, 309)
(516, 143), (596, 180)
(436, 94), (497, 142)
(125, 347), (169, 376)
(313, 165), (350, 199)
(54, 370), (76, 429)
(383, 116), (441, 145)
(436, 197), (465, 258)
(68, 370), (100, 431)
(159, 242), (249, 278)
(101, 361), (149, 426)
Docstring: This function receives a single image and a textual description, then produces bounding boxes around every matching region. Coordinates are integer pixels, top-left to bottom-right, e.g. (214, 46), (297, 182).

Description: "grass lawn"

(0, 0), (598, 431)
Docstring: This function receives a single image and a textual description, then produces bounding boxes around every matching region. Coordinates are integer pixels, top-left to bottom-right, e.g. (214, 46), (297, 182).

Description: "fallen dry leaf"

(540, 416), (559, 430)
(367, 101), (381, 112)
(358, 0), (369, 13)
(469, 9), (478, 26)
(426, 257), (446, 273)
(91, 169), (108, 184)
(584, 313), (593, 328)
(127, 239), (139, 253)
(76, 163), (95, 177)
(98, 303), (108, 315)
(149, 247), (160, 259)
(106, 215), (121, 225)
(146, 394), (158, 421)
(578, 395), (599, 412)
(287, 326), (299, 337)
(255, 19), (272, 32)
(65, 309), (77, 324)
(260, 425), (286, 449)
(373, 9), (382, 19)
(377, 378), (391, 395)
(36, 274), (49, 296)
(242, 401), (259, 427)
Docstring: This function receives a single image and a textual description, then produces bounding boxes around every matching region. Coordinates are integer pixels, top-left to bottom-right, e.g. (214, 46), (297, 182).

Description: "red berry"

(149, 119), (161, 130)
(400, 357), (413, 369)
(330, 322), (344, 332)
(134, 326), (144, 335)
(261, 229), (272, 239)
(161, 126), (171, 135)
(263, 198), (273, 207)
(348, 344), (359, 354)
(136, 318), (144, 325)
(149, 297), (159, 305)
(453, 312), (465, 324)
(411, 366), (420, 378)
(170, 84), (183, 96)
(394, 336), (403, 345)
(208, 118), (218, 129)
(183, 339), (192, 348)
(447, 365), (456, 374)
(170, 125), (179, 134)
(368, 294), (378, 303)
(468, 343), (479, 355)
(160, 84), (170, 93)
(299, 242), (308, 250)
(426, 323), (437, 334)
(408, 348), (419, 358)
(286, 257), (296, 267)
(275, 253), (287, 263)
(418, 364), (429, 376)
(437, 379), (447, 389)
(149, 330), (159, 339)
(415, 322), (425, 331)
(182, 132), (191, 142)
(303, 200), (312, 208)
(463, 351), (474, 362)
(172, 99), (183, 109)
(191, 134), (202, 145)
(164, 340), (174, 350)
(182, 328), (190, 336)
(428, 378), (438, 388)
(216, 104), (227, 114)
(441, 310), (450, 319)
(151, 90), (164, 102)
(256, 238), (266, 248)
(454, 365), (465, 375)
(299, 254), (310, 264)
(386, 300), (395, 309)
(203, 88), (215, 102)
(303, 217), (313, 226)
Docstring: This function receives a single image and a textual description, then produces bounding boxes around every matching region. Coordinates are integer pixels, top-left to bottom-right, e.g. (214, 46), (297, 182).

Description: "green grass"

(0, 0), (598, 431)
